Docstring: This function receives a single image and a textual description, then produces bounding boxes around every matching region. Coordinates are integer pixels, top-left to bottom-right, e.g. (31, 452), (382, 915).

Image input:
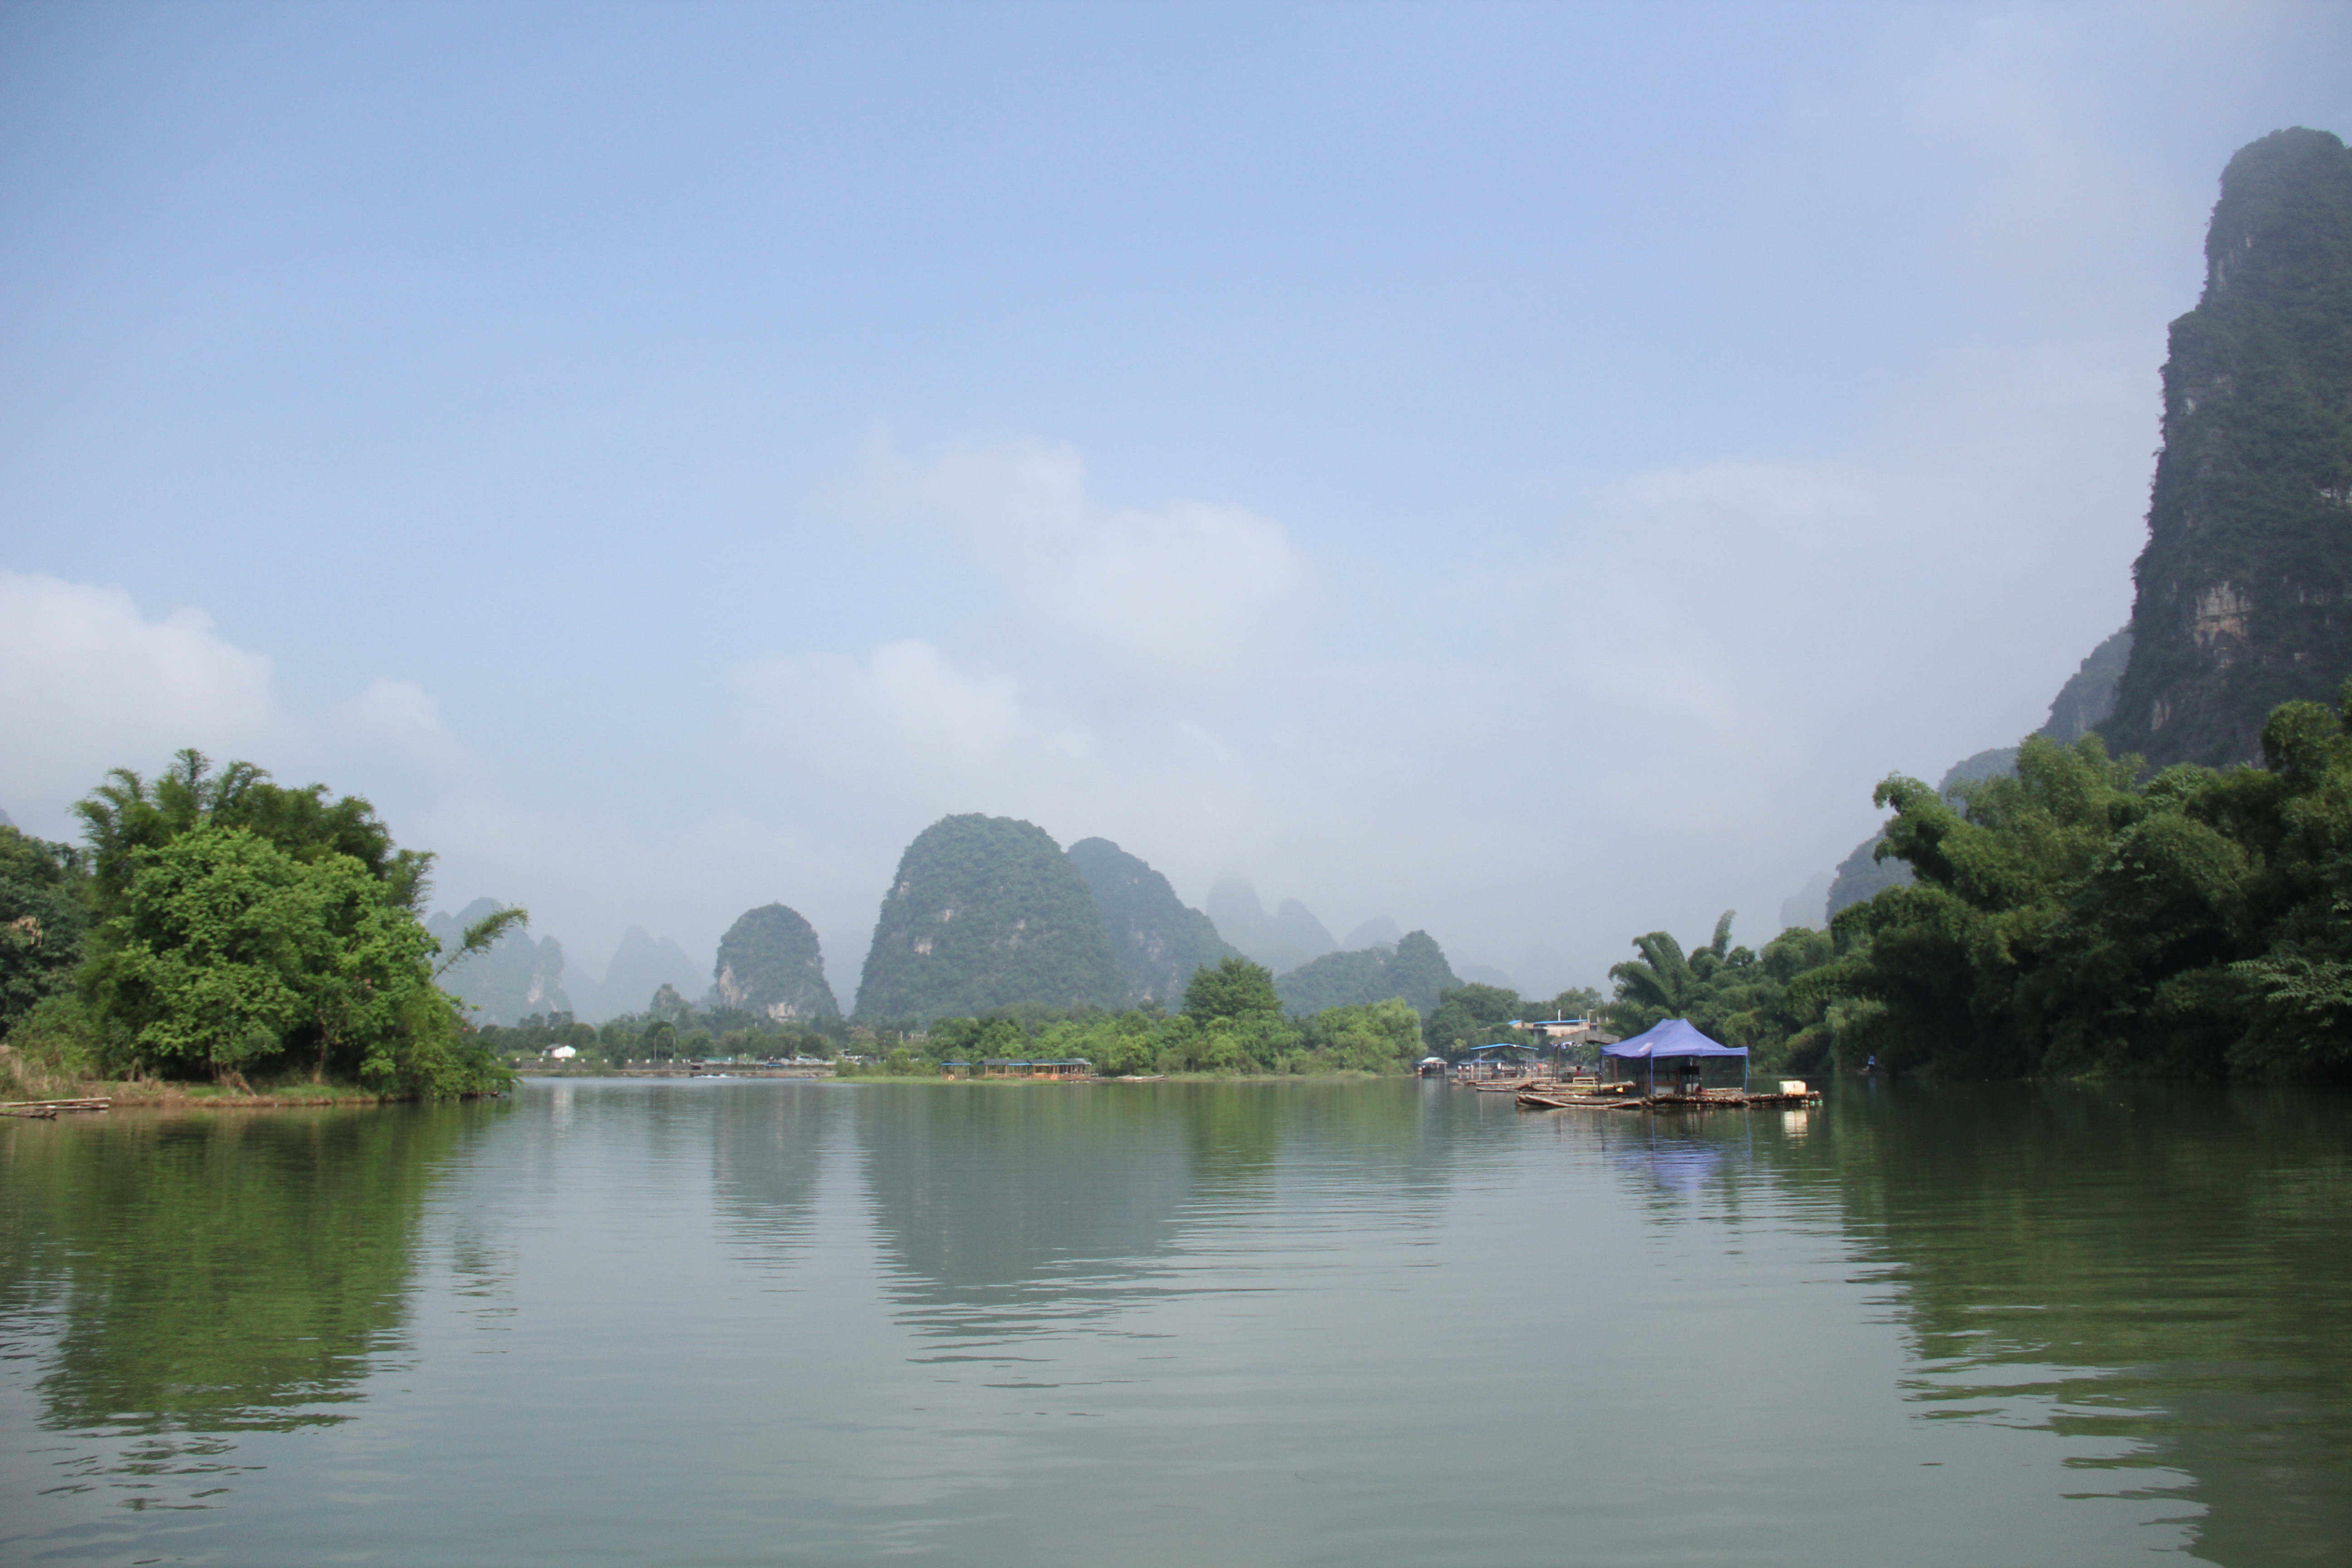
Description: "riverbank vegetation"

(1601, 684), (2352, 1082)
(838, 956), (1425, 1078)
(0, 751), (514, 1100)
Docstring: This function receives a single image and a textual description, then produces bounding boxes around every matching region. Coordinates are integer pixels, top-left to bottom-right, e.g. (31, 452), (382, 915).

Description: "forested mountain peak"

(1066, 837), (1237, 1005)
(709, 902), (839, 1021)
(855, 813), (1126, 1024)
(2103, 127), (2352, 767)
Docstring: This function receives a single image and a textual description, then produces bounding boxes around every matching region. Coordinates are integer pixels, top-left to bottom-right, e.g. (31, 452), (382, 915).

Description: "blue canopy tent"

(1601, 1018), (1748, 1097)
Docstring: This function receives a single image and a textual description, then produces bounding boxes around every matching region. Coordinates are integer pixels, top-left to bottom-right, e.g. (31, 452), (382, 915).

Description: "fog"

(4, 2), (2347, 1006)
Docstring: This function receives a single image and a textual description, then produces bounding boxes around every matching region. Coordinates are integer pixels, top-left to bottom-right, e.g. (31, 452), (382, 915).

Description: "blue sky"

(4, 0), (2348, 1001)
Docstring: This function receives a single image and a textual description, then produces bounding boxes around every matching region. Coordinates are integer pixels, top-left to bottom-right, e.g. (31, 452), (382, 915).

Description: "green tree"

(1606, 911), (1735, 1035)
(1183, 955), (1280, 1021)
(1422, 982), (1522, 1057)
(75, 749), (430, 919)
(77, 824), (487, 1091)
(0, 826), (90, 1039)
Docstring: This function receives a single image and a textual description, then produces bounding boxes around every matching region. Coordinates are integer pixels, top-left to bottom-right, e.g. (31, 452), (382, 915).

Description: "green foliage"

(1808, 682), (2352, 1080)
(0, 825), (91, 1040)
(76, 823), (499, 1093)
(1593, 911), (1845, 1073)
(59, 753), (507, 1096)
(1423, 982), (1524, 1056)
(1184, 954), (1281, 1021)
(76, 749), (430, 918)
(855, 814), (1126, 1023)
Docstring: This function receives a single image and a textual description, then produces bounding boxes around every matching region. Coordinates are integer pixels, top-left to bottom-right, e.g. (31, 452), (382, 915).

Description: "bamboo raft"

(1515, 1087), (1821, 1112)
(0, 1098), (113, 1120)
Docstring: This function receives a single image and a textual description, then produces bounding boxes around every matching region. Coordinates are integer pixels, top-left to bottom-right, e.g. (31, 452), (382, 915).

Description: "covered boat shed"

(1602, 1018), (1748, 1098)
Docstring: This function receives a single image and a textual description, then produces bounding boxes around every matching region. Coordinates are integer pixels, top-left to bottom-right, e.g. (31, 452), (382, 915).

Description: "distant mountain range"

(1205, 877), (1340, 974)
(444, 822), (1484, 1031)
(428, 899), (571, 1025)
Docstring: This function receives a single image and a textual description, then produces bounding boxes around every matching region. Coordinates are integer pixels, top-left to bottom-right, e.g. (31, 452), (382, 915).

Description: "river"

(1, 1078), (2346, 1565)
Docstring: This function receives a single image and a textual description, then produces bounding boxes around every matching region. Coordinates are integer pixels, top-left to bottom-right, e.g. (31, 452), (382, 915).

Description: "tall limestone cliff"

(1065, 837), (1237, 1005)
(2104, 128), (2352, 767)
(854, 814), (1126, 1024)
(709, 902), (839, 1021)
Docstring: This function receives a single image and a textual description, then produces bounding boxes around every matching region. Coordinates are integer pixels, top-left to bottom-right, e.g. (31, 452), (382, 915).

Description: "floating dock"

(1515, 1086), (1820, 1112)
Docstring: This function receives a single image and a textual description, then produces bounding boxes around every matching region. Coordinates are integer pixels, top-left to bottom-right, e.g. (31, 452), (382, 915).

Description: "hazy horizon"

(6, 1), (2349, 1002)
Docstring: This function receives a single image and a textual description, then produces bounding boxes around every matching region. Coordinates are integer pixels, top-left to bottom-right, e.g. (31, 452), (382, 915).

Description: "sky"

(4, 0), (2349, 1005)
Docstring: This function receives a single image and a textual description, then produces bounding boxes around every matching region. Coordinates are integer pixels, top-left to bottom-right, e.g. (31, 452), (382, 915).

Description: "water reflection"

(709, 1080), (838, 1269)
(1826, 1084), (2352, 1563)
(851, 1086), (1195, 1328)
(0, 1105), (479, 1511)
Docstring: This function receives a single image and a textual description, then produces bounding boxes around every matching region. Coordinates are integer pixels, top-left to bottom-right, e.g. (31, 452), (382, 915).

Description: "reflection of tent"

(1602, 1018), (1747, 1095)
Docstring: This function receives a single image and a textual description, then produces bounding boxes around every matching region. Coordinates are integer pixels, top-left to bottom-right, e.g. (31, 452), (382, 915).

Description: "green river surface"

(2, 1078), (2348, 1566)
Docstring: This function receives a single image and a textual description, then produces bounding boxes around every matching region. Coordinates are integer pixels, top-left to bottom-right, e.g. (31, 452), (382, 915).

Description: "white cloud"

(859, 436), (1310, 686)
(0, 570), (288, 831)
(331, 677), (476, 775)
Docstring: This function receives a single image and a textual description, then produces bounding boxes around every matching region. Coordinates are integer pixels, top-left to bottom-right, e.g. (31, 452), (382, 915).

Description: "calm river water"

(2, 1078), (2347, 1566)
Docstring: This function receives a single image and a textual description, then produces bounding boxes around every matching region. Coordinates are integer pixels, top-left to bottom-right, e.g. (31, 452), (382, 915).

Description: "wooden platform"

(0, 1098), (112, 1119)
(1515, 1088), (1820, 1112)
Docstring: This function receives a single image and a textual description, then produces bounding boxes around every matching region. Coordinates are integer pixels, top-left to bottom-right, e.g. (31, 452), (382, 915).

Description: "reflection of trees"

(709, 1082), (838, 1267)
(854, 1083), (1463, 1332)
(0, 1107), (475, 1435)
(1821, 1085), (2352, 1563)
(854, 1087), (1195, 1325)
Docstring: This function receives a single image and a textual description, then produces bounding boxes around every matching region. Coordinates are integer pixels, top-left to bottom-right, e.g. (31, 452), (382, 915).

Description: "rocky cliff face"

(709, 902), (839, 1021)
(2103, 128), (2352, 767)
(854, 814), (1126, 1023)
(1065, 837), (1236, 1005)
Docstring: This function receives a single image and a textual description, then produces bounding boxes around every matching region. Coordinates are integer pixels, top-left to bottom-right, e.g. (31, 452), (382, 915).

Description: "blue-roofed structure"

(1602, 1018), (1748, 1096)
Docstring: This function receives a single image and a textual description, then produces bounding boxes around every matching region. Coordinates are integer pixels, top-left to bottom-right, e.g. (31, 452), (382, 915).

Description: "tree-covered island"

(0, 751), (514, 1102)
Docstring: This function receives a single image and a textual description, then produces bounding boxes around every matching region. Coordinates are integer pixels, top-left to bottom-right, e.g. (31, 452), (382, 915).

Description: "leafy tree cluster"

(0, 825), (90, 1040)
(0, 751), (511, 1097)
(1805, 685), (2352, 1080)
(1601, 914), (1838, 1071)
(868, 955), (1427, 1078)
